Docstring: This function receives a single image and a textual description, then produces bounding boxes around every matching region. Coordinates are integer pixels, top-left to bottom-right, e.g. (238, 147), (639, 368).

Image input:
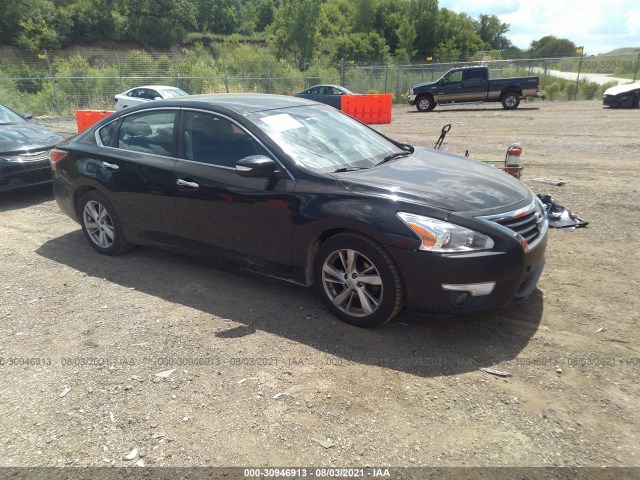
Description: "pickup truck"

(408, 66), (540, 112)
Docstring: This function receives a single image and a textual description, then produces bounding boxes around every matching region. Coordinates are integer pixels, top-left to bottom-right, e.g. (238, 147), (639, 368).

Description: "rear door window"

(116, 110), (177, 157)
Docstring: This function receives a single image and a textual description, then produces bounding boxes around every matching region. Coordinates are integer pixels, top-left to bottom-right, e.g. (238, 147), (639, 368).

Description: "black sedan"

(50, 94), (548, 327)
(0, 103), (64, 191)
(294, 85), (353, 109)
(602, 81), (640, 108)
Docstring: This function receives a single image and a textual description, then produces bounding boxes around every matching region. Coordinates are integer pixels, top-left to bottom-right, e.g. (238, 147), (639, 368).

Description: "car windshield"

(0, 104), (28, 125)
(247, 105), (401, 173)
(161, 88), (188, 98)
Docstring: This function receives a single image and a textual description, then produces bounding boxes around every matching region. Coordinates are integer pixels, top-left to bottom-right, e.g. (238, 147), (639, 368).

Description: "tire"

(313, 232), (404, 328)
(79, 190), (133, 256)
(501, 92), (520, 109)
(416, 95), (436, 112)
(633, 94), (640, 109)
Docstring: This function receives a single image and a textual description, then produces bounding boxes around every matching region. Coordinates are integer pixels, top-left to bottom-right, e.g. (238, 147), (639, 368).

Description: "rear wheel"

(416, 95), (436, 112)
(501, 92), (520, 109)
(633, 93), (640, 108)
(314, 233), (404, 328)
(80, 190), (133, 256)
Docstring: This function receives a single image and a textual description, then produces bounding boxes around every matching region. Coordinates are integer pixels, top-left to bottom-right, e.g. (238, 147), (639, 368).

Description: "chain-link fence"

(1, 48), (638, 117)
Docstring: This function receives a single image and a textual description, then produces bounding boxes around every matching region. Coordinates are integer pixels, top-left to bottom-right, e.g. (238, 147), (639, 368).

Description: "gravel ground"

(1, 100), (639, 474)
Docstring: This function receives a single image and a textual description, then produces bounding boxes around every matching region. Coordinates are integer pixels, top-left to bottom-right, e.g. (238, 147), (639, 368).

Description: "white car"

(114, 85), (188, 110)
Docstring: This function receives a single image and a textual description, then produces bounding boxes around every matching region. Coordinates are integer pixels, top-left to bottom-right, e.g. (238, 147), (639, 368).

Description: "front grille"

(3, 149), (51, 162)
(477, 200), (547, 252)
(494, 209), (542, 244)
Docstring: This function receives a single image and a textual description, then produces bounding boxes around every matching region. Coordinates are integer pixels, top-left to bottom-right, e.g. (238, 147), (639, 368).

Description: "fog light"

(442, 282), (496, 297)
(455, 292), (469, 305)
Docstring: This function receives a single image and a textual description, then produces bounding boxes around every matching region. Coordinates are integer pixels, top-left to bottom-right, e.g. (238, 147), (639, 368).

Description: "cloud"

(439, 0), (640, 54)
(440, 0), (519, 16)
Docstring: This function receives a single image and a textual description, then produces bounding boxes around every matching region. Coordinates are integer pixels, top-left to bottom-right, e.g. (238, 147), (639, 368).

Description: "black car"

(0, 103), (64, 191)
(50, 94), (547, 327)
(602, 81), (640, 108)
(294, 85), (353, 109)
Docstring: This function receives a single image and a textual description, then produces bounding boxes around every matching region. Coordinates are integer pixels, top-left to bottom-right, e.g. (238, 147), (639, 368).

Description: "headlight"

(397, 212), (494, 253)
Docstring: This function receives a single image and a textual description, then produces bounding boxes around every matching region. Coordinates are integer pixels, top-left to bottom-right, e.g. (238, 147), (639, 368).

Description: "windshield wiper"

(333, 166), (369, 173)
(375, 151), (412, 167)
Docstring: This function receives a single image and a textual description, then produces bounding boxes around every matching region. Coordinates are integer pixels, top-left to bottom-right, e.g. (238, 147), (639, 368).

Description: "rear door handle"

(102, 162), (119, 171)
(176, 178), (200, 190)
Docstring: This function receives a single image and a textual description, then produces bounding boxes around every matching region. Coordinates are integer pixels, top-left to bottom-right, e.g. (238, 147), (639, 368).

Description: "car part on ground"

(537, 194), (588, 228)
(50, 94), (547, 327)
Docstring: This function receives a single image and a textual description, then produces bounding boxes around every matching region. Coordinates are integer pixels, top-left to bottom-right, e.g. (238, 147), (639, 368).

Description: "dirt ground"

(1, 100), (639, 474)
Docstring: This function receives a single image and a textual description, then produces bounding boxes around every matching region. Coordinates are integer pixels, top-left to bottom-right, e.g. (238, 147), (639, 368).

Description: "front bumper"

(0, 158), (52, 191)
(603, 95), (634, 108)
(407, 94), (417, 106)
(389, 228), (547, 316)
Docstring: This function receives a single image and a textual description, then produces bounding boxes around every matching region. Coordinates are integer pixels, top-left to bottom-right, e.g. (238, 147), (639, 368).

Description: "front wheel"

(80, 190), (133, 256)
(313, 233), (404, 327)
(501, 93), (521, 109)
(416, 95), (436, 112)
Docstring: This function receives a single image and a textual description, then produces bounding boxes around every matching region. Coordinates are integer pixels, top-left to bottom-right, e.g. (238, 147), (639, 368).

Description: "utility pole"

(43, 49), (61, 116)
(574, 46), (584, 101)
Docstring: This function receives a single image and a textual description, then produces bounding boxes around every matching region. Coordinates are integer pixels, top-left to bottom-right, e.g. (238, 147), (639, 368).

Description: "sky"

(439, 0), (640, 55)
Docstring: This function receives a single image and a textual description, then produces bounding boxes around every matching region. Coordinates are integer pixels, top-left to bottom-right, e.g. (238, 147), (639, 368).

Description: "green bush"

(580, 81), (599, 100)
(545, 82), (561, 100)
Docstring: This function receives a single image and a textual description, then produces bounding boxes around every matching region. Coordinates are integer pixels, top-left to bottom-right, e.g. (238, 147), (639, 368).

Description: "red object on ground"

(75, 110), (115, 133)
(340, 94), (392, 124)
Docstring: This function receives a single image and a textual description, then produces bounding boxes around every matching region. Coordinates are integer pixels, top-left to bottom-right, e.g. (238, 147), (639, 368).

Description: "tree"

(412, 0), (439, 57)
(333, 32), (389, 62)
(474, 14), (511, 50)
(113, 0), (197, 46)
(353, 0), (377, 33)
(0, 0), (68, 50)
(318, 0), (353, 37)
(433, 9), (484, 61)
(269, 0), (322, 69)
(197, 0), (240, 35)
(373, 0), (415, 58)
(59, 0), (117, 44)
(529, 35), (578, 58)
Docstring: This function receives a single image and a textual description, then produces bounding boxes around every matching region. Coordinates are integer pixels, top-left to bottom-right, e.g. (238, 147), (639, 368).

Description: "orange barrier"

(340, 94), (392, 124)
(75, 110), (115, 133)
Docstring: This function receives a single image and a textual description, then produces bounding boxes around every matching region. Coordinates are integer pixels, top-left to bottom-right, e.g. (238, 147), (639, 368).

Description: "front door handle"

(176, 178), (200, 190)
(102, 162), (119, 171)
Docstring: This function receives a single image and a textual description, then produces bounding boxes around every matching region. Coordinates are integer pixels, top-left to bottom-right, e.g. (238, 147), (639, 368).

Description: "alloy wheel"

(321, 248), (384, 317)
(83, 200), (115, 249)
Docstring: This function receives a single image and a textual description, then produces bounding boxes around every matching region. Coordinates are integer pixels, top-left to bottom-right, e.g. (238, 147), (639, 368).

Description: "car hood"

(0, 123), (63, 153)
(411, 81), (438, 90)
(604, 81), (640, 96)
(331, 147), (531, 213)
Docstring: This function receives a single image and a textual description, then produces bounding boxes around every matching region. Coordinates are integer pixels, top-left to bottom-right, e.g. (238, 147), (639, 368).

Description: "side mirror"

(23, 113), (33, 120)
(154, 96), (162, 100)
(236, 155), (277, 178)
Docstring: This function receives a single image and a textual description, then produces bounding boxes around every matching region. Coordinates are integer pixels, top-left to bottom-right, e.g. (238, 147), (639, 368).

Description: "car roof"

(128, 85), (184, 91)
(153, 93), (320, 114)
(306, 84), (344, 90)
